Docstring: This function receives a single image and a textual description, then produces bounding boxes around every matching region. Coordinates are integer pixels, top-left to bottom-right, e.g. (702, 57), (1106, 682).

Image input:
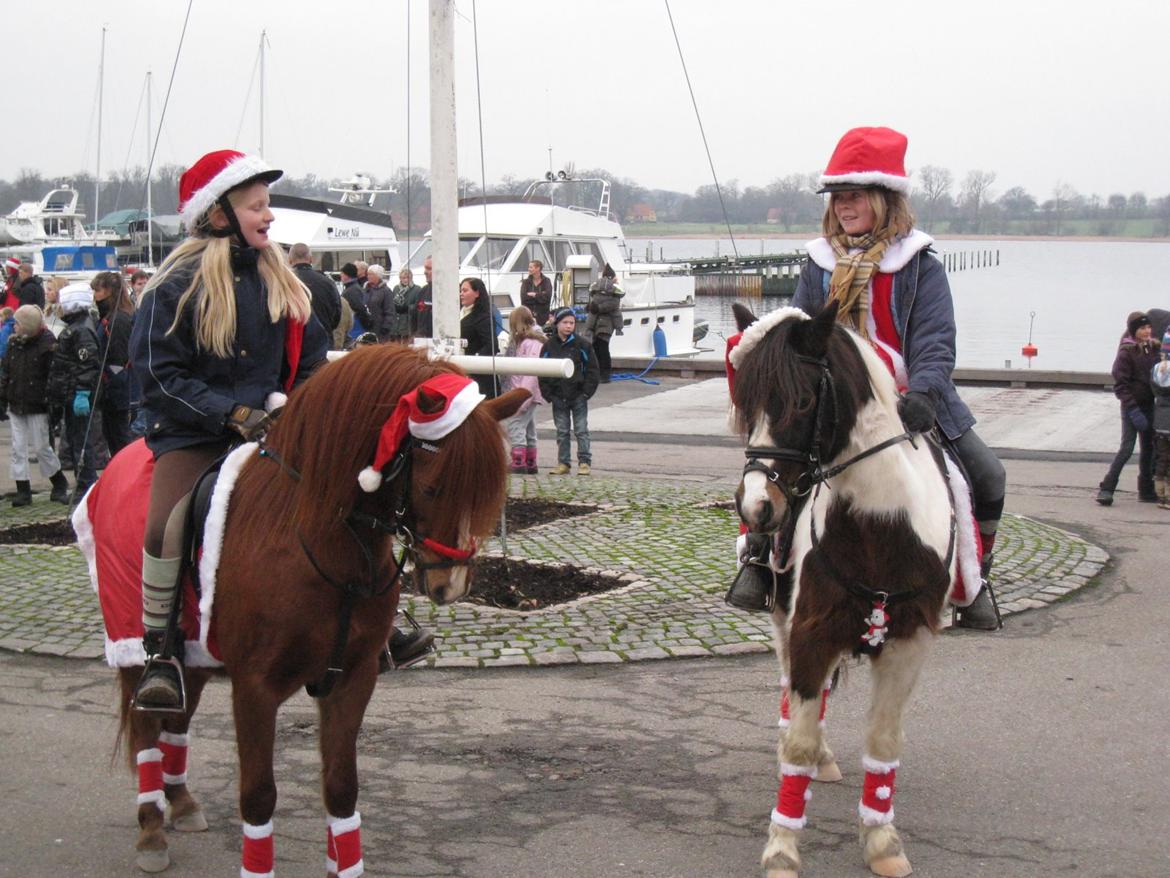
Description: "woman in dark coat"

(1096, 311), (1160, 505)
(584, 263), (624, 382)
(459, 277), (500, 398)
(91, 271), (136, 456)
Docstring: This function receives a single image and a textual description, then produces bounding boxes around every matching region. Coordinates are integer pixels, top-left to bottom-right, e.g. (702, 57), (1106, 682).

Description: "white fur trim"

(158, 731), (189, 747)
(327, 857), (338, 874)
(357, 466), (383, 492)
(138, 790), (165, 809)
(328, 812), (361, 836)
(241, 869), (275, 878)
(72, 495), (99, 594)
(818, 170), (911, 194)
(339, 861), (365, 878)
(806, 230), (933, 274)
(858, 802), (895, 826)
(861, 755), (901, 773)
(780, 762), (818, 778)
(242, 820), (273, 839)
(728, 306), (810, 369)
(137, 748), (163, 765)
(264, 392), (287, 413)
(180, 154), (277, 227)
(875, 785), (892, 800)
(163, 771), (188, 785)
(945, 454), (982, 607)
(410, 381), (484, 440)
(198, 443), (258, 653)
(770, 808), (806, 831)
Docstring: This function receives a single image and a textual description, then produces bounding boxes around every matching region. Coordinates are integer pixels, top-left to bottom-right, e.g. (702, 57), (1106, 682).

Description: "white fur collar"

(806, 229), (934, 273)
(728, 306), (809, 369)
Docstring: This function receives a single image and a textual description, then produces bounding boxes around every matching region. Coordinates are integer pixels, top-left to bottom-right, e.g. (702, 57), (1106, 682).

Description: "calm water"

(627, 237), (1170, 371)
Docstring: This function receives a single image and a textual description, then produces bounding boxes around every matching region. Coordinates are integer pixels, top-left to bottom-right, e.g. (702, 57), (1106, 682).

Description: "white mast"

(95, 25), (107, 227)
(258, 30), (266, 158)
(429, 0), (459, 344)
(146, 70), (153, 266)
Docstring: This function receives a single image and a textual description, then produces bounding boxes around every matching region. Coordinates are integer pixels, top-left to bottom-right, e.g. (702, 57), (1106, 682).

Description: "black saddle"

(181, 456), (228, 596)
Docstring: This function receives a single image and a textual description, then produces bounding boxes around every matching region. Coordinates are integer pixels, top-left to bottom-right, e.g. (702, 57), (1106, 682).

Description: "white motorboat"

(407, 177), (699, 358)
(0, 186), (120, 278)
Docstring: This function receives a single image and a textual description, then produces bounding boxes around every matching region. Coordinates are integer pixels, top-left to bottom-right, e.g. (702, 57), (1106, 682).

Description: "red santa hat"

(178, 149), (282, 228)
(816, 126), (910, 195)
(4, 256), (21, 276)
(357, 373), (485, 492)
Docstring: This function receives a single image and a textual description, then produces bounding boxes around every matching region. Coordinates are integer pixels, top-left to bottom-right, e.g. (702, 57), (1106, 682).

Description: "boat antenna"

(663, 0), (739, 261)
(95, 25), (107, 227)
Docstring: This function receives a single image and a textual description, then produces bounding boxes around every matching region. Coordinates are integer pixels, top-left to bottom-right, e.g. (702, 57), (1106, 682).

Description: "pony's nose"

(757, 499), (774, 528)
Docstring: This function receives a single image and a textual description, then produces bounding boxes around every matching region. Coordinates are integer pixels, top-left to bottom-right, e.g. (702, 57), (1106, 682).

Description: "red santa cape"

(72, 438), (258, 667)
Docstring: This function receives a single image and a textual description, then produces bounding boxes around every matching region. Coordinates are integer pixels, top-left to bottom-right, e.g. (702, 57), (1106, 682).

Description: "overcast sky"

(3, 0), (1169, 201)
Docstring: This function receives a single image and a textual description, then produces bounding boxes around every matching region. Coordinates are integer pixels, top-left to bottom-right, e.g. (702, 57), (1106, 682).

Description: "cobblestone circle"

(0, 476), (1109, 667)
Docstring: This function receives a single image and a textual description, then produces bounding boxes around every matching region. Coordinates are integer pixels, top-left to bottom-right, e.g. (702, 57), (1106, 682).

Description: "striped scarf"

(827, 228), (895, 338)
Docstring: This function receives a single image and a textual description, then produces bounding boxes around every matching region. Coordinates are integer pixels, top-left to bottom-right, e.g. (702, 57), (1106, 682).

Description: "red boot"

(510, 447), (527, 473)
(525, 447), (538, 474)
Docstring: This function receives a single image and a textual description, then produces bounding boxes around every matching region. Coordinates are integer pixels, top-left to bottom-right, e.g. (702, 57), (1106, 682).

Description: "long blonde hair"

(822, 188), (915, 239)
(507, 306), (544, 345)
(149, 189), (311, 357)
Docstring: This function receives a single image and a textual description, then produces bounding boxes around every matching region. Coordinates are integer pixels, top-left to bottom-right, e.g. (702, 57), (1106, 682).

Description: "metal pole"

(96, 25), (106, 226)
(146, 70), (153, 267)
(258, 30), (266, 158)
(429, 0), (460, 346)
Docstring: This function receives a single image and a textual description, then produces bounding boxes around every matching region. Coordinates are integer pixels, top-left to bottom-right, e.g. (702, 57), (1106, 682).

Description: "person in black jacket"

(91, 271), (136, 455)
(339, 262), (373, 344)
(289, 242), (341, 336)
(519, 259), (552, 326)
(0, 305), (70, 505)
(47, 283), (102, 497)
(15, 264), (45, 309)
(1097, 311), (1161, 505)
(129, 149), (329, 710)
(413, 256), (433, 339)
(365, 264), (393, 341)
(459, 277), (500, 398)
(539, 307), (599, 475)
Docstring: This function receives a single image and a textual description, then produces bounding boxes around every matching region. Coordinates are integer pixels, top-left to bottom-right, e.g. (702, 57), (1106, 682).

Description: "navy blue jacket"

(793, 241), (975, 441)
(539, 331), (599, 403)
(130, 249), (328, 455)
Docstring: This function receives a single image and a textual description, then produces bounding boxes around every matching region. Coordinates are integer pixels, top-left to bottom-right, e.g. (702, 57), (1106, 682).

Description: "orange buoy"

(1021, 343), (1038, 359)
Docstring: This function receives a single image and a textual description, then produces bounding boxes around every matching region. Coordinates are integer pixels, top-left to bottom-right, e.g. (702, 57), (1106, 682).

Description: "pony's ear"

(801, 299), (839, 358)
(731, 303), (757, 332)
(483, 388), (530, 422)
(415, 385), (446, 415)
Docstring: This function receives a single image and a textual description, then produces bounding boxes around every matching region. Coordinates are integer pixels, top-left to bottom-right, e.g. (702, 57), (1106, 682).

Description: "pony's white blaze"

(740, 415), (781, 529)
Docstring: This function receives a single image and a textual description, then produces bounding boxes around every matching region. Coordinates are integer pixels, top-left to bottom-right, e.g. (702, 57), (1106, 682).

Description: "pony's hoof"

(868, 854), (912, 877)
(136, 847), (170, 873)
(814, 759), (843, 783)
(765, 869), (799, 878)
(170, 809), (208, 832)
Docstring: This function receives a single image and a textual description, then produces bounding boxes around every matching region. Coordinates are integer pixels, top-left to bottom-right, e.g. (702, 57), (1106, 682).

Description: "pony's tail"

(113, 668), (137, 773)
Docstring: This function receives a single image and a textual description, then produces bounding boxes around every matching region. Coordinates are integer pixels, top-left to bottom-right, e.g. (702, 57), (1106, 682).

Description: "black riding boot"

(11, 480), (31, 507)
(725, 533), (776, 613)
(955, 554), (1002, 630)
(48, 470), (70, 504)
(378, 613), (436, 672)
(135, 630), (184, 710)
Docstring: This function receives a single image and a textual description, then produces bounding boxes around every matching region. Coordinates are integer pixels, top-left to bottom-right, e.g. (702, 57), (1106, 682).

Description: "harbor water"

(628, 237), (1170, 371)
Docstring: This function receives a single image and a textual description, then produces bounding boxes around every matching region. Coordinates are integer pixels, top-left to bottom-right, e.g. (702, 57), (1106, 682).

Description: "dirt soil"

(0, 519), (75, 546)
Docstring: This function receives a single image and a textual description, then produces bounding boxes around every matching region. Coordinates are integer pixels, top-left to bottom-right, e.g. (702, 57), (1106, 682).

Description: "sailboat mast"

(95, 25), (107, 227)
(146, 70), (153, 267)
(429, 0), (458, 342)
(258, 30), (266, 158)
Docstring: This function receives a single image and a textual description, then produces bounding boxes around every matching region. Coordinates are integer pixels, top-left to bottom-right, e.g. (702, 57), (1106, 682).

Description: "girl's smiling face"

(214, 181), (275, 248)
(832, 189), (876, 236)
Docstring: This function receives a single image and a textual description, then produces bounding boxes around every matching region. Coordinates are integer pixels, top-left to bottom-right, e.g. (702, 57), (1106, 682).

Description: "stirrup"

(133, 655), (188, 714)
(724, 558), (776, 613)
(379, 610), (436, 672)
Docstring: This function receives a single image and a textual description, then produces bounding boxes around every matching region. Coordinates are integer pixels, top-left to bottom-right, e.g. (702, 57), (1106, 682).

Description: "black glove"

(1127, 407), (1151, 433)
(225, 404), (272, 442)
(897, 391), (935, 433)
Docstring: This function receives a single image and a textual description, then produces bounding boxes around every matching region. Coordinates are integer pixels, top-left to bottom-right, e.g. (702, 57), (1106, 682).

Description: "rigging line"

(405, 0), (411, 256)
(138, 0), (194, 221)
(112, 74), (149, 213)
(663, 0), (739, 261)
(233, 46), (262, 149)
(470, 0), (507, 554)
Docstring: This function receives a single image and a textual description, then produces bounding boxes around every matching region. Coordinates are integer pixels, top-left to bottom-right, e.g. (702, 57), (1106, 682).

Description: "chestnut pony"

(102, 345), (526, 875)
(731, 303), (954, 878)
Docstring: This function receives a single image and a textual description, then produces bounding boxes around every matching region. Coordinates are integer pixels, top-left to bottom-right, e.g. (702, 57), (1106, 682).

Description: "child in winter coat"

(1151, 329), (1170, 509)
(584, 263), (624, 383)
(0, 307), (14, 358)
(0, 305), (71, 505)
(503, 306), (545, 473)
(539, 307), (599, 475)
(46, 283), (102, 499)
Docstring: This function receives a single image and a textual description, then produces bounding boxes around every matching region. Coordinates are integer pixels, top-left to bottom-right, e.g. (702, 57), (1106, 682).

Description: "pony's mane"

(238, 345), (507, 543)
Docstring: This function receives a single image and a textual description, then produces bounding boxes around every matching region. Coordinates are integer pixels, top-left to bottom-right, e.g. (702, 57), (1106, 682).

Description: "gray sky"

(4, 0), (1169, 201)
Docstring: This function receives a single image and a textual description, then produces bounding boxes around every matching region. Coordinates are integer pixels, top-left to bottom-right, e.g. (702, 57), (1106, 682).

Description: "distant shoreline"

(624, 230), (1170, 244)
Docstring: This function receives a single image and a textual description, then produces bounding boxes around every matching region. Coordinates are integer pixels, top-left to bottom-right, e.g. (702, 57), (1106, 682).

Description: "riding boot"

(134, 551), (185, 710)
(525, 447), (538, 475)
(48, 470), (70, 504)
(510, 447), (527, 474)
(955, 553), (1002, 630)
(136, 629), (184, 710)
(11, 480), (32, 508)
(725, 533), (775, 613)
(378, 614), (435, 672)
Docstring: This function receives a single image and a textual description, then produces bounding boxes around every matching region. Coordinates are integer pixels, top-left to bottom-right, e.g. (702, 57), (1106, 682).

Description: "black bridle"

(259, 436), (475, 696)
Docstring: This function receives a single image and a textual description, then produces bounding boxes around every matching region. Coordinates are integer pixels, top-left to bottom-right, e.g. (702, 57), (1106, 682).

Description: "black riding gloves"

(225, 404), (272, 442)
(897, 391), (936, 433)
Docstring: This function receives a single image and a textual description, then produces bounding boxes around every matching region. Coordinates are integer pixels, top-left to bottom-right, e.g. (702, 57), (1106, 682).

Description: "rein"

(257, 437), (474, 697)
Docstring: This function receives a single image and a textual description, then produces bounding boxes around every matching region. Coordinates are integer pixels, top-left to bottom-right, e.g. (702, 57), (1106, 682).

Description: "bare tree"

(915, 165), (953, 232)
(959, 170), (996, 232)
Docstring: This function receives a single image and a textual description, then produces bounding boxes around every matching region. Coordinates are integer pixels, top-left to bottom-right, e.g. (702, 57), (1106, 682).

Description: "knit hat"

(58, 282), (94, 315)
(4, 256), (20, 276)
(178, 149), (282, 228)
(1127, 312), (1151, 338)
(13, 304), (42, 335)
(816, 126), (911, 194)
(357, 373), (485, 492)
(552, 307), (575, 326)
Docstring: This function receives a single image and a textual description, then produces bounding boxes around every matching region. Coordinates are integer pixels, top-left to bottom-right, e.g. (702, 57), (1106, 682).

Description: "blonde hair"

(149, 191), (311, 357)
(822, 188), (915, 239)
(507, 306), (544, 345)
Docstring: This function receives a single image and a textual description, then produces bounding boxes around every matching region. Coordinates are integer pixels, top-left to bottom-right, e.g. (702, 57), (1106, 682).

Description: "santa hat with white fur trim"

(816, 126), (911, 195)
(358, 373), (485, 492)
(178, 149), (282, 228)
(4, 256), (20, 276)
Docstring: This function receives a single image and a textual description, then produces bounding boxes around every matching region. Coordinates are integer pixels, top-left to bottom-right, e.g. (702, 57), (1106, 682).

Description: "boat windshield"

(464, 236), (519, 272)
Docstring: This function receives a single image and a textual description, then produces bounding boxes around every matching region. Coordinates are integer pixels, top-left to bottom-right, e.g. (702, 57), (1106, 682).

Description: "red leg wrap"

(859, 756), (899, 826)
(772, 765), (815, 830)
(328, 812), (363, 878)
(158, 731), (189, 785)
(241, 820), (275, 877)
(778, 681), (830, 729)
(136, 748), (164, 810)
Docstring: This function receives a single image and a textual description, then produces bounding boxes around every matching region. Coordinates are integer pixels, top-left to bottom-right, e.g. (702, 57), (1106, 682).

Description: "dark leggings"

(951, 427), (1006, 531)
(144, 443), (229, 557)
(593, 335), (611, 378)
